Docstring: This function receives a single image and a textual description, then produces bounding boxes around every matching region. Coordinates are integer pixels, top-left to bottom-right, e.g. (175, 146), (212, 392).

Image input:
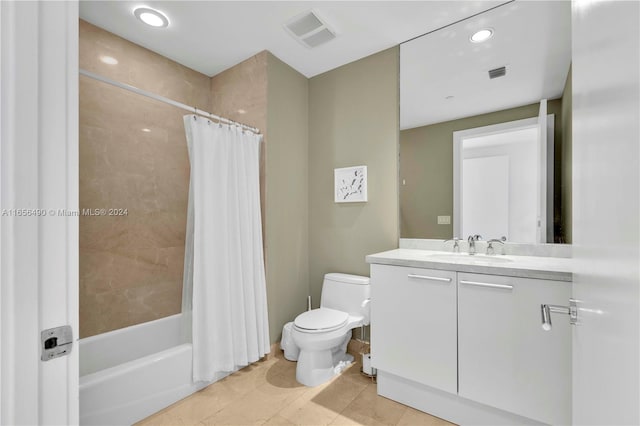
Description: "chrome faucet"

(444, 237), (462, 253)
(467, 234), (482, 255)
(486, 237), (506, 255)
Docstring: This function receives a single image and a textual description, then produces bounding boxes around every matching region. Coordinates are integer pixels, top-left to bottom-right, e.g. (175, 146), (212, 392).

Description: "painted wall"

(400, 99), (567, 242)
(79, 20), (211, 338)
(265, 53), (310, 341)
(308, 47), (400, 305)
(560, 66), (572, 243)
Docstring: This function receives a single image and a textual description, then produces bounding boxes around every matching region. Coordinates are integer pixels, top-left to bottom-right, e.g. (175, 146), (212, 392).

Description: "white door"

(0, 2), (79, 424)
(462, 155), (509, 239)
(571, 0), (639, 424)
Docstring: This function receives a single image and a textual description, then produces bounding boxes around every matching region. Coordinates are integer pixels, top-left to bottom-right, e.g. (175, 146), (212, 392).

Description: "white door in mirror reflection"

(454, 101), (552, 243)
(462, 156), (510, 240)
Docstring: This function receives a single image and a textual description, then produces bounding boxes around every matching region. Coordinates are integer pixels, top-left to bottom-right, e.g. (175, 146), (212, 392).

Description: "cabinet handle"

(459, 280), (513, 290)
(407, 274), (452, 283)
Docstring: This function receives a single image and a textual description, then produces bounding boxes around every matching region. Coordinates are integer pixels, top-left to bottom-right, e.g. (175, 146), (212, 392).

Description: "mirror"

(400, 1), (572, 244)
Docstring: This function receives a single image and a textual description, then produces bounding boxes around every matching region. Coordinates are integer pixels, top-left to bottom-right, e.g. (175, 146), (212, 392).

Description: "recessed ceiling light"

(470, 28), (494, 43)
(237, 109), (247, 114)
(134, 7), (169, 28)
(99, 55), (118, 65)
(141, 128), (151, 133)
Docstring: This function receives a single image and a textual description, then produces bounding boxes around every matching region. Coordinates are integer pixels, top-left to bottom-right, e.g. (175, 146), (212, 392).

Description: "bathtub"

(79, 313), (230, 425)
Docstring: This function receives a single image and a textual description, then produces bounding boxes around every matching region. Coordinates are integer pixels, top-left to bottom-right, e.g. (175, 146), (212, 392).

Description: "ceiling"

(79, 1), (508, 78)
(400, 1), (571, 129)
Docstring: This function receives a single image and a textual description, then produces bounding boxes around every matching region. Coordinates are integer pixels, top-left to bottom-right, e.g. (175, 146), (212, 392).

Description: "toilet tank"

(320, 273), (370, 317)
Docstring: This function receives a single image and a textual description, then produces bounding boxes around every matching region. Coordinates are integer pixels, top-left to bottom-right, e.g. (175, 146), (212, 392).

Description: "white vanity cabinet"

(368, 252), (573, 426)
(457, 272), (571, 425)
(370, 264), (457, 394)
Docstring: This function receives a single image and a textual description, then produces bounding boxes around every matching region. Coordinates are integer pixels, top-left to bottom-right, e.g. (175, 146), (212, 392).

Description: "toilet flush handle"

(361, 298), (371, 326)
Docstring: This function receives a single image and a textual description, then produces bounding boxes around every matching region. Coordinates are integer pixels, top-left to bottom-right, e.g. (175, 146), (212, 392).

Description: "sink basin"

(425, 253), (513, 264)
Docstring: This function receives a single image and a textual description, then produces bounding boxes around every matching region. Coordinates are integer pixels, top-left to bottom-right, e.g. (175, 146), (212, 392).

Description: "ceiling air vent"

(488, 66), (507, 79)
(284, 10), (336, 49)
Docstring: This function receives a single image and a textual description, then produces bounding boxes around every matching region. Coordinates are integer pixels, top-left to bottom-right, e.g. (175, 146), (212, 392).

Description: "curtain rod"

(79, 68), (261, 134)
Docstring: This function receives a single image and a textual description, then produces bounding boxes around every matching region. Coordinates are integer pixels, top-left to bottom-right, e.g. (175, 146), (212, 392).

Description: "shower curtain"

(183, 115), (270, 382)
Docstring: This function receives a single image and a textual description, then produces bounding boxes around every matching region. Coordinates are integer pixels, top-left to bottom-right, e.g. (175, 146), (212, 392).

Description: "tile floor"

(137, 347), (455, 426)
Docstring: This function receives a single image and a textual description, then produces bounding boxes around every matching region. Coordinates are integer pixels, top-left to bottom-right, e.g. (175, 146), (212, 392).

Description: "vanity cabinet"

(457, 272), (571, 425)
(370, 262), (572, 425)
(370, 264), (457, 394)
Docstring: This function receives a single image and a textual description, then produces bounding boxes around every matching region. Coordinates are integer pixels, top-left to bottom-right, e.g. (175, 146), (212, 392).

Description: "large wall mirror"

(400, 1), (572, 244)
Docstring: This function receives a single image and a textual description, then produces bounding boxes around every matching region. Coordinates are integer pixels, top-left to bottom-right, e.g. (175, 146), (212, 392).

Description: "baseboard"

(377, 371), (543, 426)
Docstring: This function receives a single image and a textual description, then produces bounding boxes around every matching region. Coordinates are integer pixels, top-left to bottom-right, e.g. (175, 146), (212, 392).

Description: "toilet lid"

(294, 308), (349, 332)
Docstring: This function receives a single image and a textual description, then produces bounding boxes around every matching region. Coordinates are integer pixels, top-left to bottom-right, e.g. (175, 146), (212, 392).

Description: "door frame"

(0, 2), (79, 424)
(453, 113), (555, 242)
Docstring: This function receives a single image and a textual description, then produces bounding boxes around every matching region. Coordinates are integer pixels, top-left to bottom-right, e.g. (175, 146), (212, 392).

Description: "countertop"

(366, 249), (572, 282)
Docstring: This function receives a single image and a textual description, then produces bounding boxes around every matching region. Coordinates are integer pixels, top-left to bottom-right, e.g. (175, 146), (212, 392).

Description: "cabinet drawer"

(371, 264), (457, 394)
(457, 272), (571, 425)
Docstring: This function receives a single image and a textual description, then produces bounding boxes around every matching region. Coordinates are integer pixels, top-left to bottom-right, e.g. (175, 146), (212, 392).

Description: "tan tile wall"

(80, 23), (310, 343)
(79, 20), (212, 338)
(210, 51), (268, 243)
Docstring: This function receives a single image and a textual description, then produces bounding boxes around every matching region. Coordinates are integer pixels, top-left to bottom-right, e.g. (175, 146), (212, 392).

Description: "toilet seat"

(294, 308), (349, 333)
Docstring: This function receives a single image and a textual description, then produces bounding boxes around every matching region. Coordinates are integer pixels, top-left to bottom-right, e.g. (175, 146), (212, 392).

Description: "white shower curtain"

(183, 115), (270, 382)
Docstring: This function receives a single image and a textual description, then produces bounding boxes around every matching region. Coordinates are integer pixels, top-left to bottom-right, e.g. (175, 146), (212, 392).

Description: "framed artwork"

(334, 165), (367, 203)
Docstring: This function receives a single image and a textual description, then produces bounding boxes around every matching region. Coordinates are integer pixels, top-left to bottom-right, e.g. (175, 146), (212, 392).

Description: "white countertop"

(366, 249), (573, 282)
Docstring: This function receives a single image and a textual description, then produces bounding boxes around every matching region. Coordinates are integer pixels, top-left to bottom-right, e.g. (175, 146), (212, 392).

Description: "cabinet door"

(457, 273), (571, 425)
(371, 264), (457, 394)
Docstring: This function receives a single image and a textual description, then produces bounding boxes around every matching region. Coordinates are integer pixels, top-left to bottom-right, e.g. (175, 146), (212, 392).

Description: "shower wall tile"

(79, 20), (211, 111)
(210, 51), (269, 264)
(210, 51), (268, 132)
(79, 21), (211, 338)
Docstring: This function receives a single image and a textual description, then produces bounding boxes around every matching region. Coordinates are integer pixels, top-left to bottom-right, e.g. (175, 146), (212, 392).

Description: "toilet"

(291, 273), (370, 387)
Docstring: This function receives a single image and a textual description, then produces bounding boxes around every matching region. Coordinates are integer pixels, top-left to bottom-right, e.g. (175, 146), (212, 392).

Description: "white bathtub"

(79, 313), (230, 425)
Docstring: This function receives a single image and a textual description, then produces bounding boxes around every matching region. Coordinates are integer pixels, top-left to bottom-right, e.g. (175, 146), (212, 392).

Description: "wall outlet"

(437, 215), (451, 225)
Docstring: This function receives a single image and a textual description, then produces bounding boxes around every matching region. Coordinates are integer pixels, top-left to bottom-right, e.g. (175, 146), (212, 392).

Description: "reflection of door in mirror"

(454, 107), (552, 243)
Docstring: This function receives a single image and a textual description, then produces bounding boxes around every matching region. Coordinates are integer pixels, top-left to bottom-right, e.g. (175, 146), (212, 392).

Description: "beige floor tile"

(338, 384), (407, 425)
(396, 407), (455, 426)
(262, 415), (297, 425)
(276, 380), (339, 425)
(137, 348), (457, 426)
(265, 358), (298, 378)
(201, 380), (305, 425)
(275, 371), (368, 426)
(136, 389), (235, 426)
(310, 373), (368, 414)
(329, 411), (386, 426)
(281, 401), (341, 426)
(218, 362), (272, 396)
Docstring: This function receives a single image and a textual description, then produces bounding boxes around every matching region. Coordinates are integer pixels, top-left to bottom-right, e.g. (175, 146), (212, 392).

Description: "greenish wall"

(561, 66), (572, 243)
(400, 99), (566, 241)
(265, 53), (310, 342)
(308, 47), (400, 306)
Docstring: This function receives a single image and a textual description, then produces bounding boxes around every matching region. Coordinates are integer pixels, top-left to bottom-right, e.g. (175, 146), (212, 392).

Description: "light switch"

(437, 215), (451, 225)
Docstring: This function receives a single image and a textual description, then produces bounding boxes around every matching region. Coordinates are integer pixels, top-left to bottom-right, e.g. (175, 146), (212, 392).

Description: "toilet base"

(295, 332), (352, 387)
